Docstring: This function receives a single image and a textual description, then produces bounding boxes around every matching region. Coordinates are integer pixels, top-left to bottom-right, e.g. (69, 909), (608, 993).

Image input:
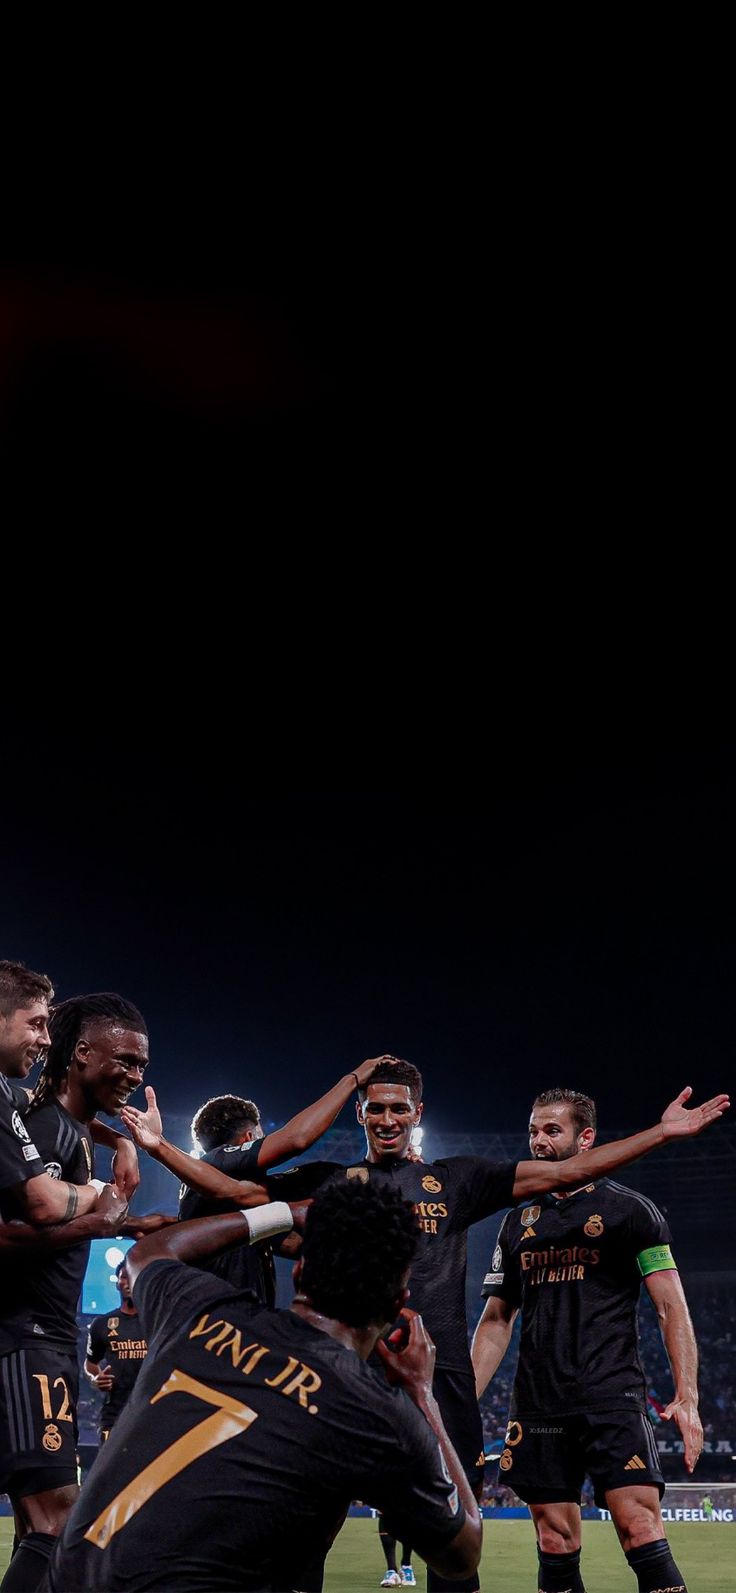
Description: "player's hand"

(91, 1364), (115, 1392)
(111, 1136), (140, 1200)
(353, 1055), (403, 1087)
(120, 1086), (163, 1151)
(660, 1087), (730, 1139)
(375, 1308), (436, 1402)
(96, 1184), (129, 1230)
(120, 1213), (178, 1238)
(661, 1393), (703, 1472)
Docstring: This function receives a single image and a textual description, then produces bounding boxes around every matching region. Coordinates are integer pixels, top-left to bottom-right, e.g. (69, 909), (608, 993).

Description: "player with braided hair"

(0, 992), (156, 1592)
(42, 1181), (482, 1593)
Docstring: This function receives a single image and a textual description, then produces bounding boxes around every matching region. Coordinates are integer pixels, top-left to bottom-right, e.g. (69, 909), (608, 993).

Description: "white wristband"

(241, 1201), (294, 1244)
(90, 1178), (107, 1195)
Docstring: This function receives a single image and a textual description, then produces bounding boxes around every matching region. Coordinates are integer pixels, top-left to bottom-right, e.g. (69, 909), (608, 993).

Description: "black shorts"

(433, 1366), (485, 1489)
(0, 1345), (79, 1497)
(498, 1410), (665, 1509)
(427, 1369), (483, 1593)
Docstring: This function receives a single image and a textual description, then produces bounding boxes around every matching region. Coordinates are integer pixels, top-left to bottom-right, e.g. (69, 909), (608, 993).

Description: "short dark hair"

(0, 960), (54, 1019)
(115, 1260), (127, 1278)
(300, 1179), (419, 1327)
(533, 1087), (597, 1135)
(31, 993), (148, 1110)
(357, 1058), (423, 1105)
(191, 1094), (261, 1153)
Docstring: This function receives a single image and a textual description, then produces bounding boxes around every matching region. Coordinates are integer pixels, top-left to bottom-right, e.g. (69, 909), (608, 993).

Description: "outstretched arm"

(511, 1087), (730, 1200)
(645, 1269), (702, 1473)
(121, 1058), (398, 1205)
(121, 1089), (270, 1207)
(124, 1202), (305, 1287)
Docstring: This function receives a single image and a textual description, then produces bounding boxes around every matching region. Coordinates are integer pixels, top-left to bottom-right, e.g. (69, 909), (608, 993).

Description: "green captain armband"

(637, 1244), (677, 1277)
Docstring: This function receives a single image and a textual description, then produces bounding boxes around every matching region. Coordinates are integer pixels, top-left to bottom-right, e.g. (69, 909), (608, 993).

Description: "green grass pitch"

(2, 1514), (732, 1589)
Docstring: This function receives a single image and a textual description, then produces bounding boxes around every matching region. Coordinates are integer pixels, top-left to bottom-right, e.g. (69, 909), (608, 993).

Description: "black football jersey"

(178, 1140), (276, 1306)
(0, 1098), (94, 1350)
(46, 1259), (466, 1592)
(481, 1177), (677, 1415)
(0, 1074), (44, 1192)
(270, 1155), (518, 1373)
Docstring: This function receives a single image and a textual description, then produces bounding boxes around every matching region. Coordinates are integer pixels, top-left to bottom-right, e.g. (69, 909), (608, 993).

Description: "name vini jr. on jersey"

(520, 1244), (601, 1285)
(189, 1314), (323, 1413)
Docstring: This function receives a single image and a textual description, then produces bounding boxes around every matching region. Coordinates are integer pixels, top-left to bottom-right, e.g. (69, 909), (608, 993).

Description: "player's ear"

(577, 1127), (595, 1152)
(355, 1096), (365, 1124)
(73, 1038), (91, 1071)
(414, 1101), (423, 1123)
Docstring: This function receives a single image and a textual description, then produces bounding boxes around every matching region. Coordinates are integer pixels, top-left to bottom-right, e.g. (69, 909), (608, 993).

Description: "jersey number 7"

(84, 1367), (258, 1549)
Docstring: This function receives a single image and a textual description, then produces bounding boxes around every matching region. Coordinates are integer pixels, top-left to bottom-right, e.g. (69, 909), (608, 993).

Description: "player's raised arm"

(510, 1087), (730, 1200)
(121, 1061), (400, 1204)
(253, 1057), (399, 1167)
(121, 1088), (271, 1206)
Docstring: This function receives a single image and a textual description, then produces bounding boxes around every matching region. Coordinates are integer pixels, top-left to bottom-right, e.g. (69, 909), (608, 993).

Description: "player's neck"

(289, 1298), (380, 1361)
(54, 1080), (94, 1124)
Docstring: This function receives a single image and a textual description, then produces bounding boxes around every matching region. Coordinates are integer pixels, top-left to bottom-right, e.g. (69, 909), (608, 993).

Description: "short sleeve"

(132, 1259), (255, 1349)
(86, 1318), (108, 1362)
(265, 1161), (341, 1200)
(211, 1142), (263, 1178)
(451, 1157), (519, 1224)
(629, 1197), (676, 1278)
(368, 1399), (466, 1558)
(0, 1083), (45, 1192)
(480, 1212), (521, 1306)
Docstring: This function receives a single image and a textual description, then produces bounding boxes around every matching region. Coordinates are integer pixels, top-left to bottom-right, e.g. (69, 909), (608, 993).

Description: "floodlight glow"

(411, 1127), (424, 1150)
(104, 1246), (125, 1269)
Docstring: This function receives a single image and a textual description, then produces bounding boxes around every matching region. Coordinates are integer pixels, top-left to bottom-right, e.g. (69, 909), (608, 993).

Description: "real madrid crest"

(422, 1175), (442, 1194)
(43, 1424), (62, 1452)
(346, 1166), (369, 1183)
(584, 1214), (604, 1237)
(499, 1448), (513, 1471)
(492, 1244), (503, 1272)
(521, 1206), (540, 1228)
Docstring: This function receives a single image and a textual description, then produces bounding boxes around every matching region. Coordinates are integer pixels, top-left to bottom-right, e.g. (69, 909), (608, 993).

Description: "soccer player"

(257, 1059), (726, 1593)
(120, 1057), (400, 1303)
(0, 961), (106, 1227)
(471, 1086), (704, 1593)
(0, 992), (151, 1592)
(85, 1261), (148, 1442)
(41, 1182), (483, 1592)
(121, 1058), (728, 1593)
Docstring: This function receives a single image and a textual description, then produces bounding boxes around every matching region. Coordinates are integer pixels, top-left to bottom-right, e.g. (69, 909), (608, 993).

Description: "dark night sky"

(2, 222), (732, 1146)
(3, 749), (734, 1140)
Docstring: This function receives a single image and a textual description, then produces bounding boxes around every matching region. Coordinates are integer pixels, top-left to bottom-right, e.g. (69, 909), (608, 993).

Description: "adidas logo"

(624, 1454), (646, 1470)
(522, 1227), (536, 1239)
